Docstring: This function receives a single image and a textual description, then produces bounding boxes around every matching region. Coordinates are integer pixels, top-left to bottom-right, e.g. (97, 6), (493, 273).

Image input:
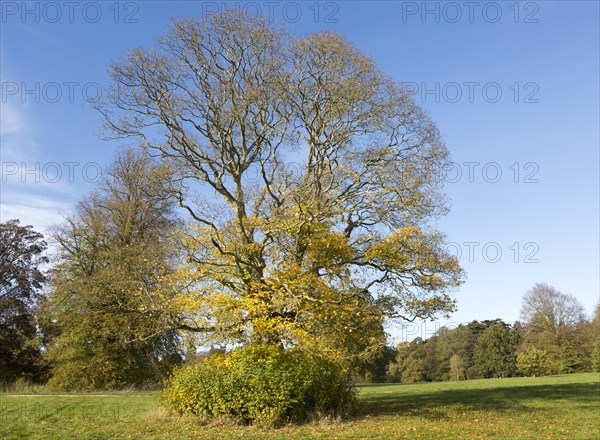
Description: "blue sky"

(1, 1), (598, 339)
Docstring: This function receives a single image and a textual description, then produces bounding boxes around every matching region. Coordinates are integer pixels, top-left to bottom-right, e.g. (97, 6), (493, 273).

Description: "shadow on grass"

(357, 382), (600, 421)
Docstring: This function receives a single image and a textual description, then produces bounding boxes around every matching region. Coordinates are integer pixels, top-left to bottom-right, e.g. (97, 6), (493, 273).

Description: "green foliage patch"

(161, 344), (355, 426)
(517, 347), (552, 377)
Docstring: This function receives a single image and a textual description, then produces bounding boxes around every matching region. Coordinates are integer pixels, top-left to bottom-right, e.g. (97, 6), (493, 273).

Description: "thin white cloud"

(0, 192), (70, 235)
(0, 101), (39, 161)
(0, 101), (23, 135)
(1, 161), (89, 196)
(1, 98), (72, 235)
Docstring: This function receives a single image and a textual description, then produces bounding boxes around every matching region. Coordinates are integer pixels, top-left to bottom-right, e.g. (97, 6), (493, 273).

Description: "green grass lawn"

(1, 373), (598, 439)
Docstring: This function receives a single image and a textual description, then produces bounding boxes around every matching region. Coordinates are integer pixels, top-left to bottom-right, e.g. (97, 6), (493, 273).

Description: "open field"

(1, 373), (598, 439)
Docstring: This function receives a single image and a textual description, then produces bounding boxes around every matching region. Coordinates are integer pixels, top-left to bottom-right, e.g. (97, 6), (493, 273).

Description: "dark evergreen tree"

(0, 220), (49, 383)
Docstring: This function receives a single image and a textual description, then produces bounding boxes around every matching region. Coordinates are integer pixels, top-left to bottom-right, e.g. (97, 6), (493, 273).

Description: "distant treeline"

(354, 291), (600, 383)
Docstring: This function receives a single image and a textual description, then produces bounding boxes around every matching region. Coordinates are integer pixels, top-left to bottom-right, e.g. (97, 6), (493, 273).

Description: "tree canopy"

(0, 219), (48, 383)
(42, 148), (184, 389)
(98, 12), (463, 360)
(520, 283), (586, 332)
